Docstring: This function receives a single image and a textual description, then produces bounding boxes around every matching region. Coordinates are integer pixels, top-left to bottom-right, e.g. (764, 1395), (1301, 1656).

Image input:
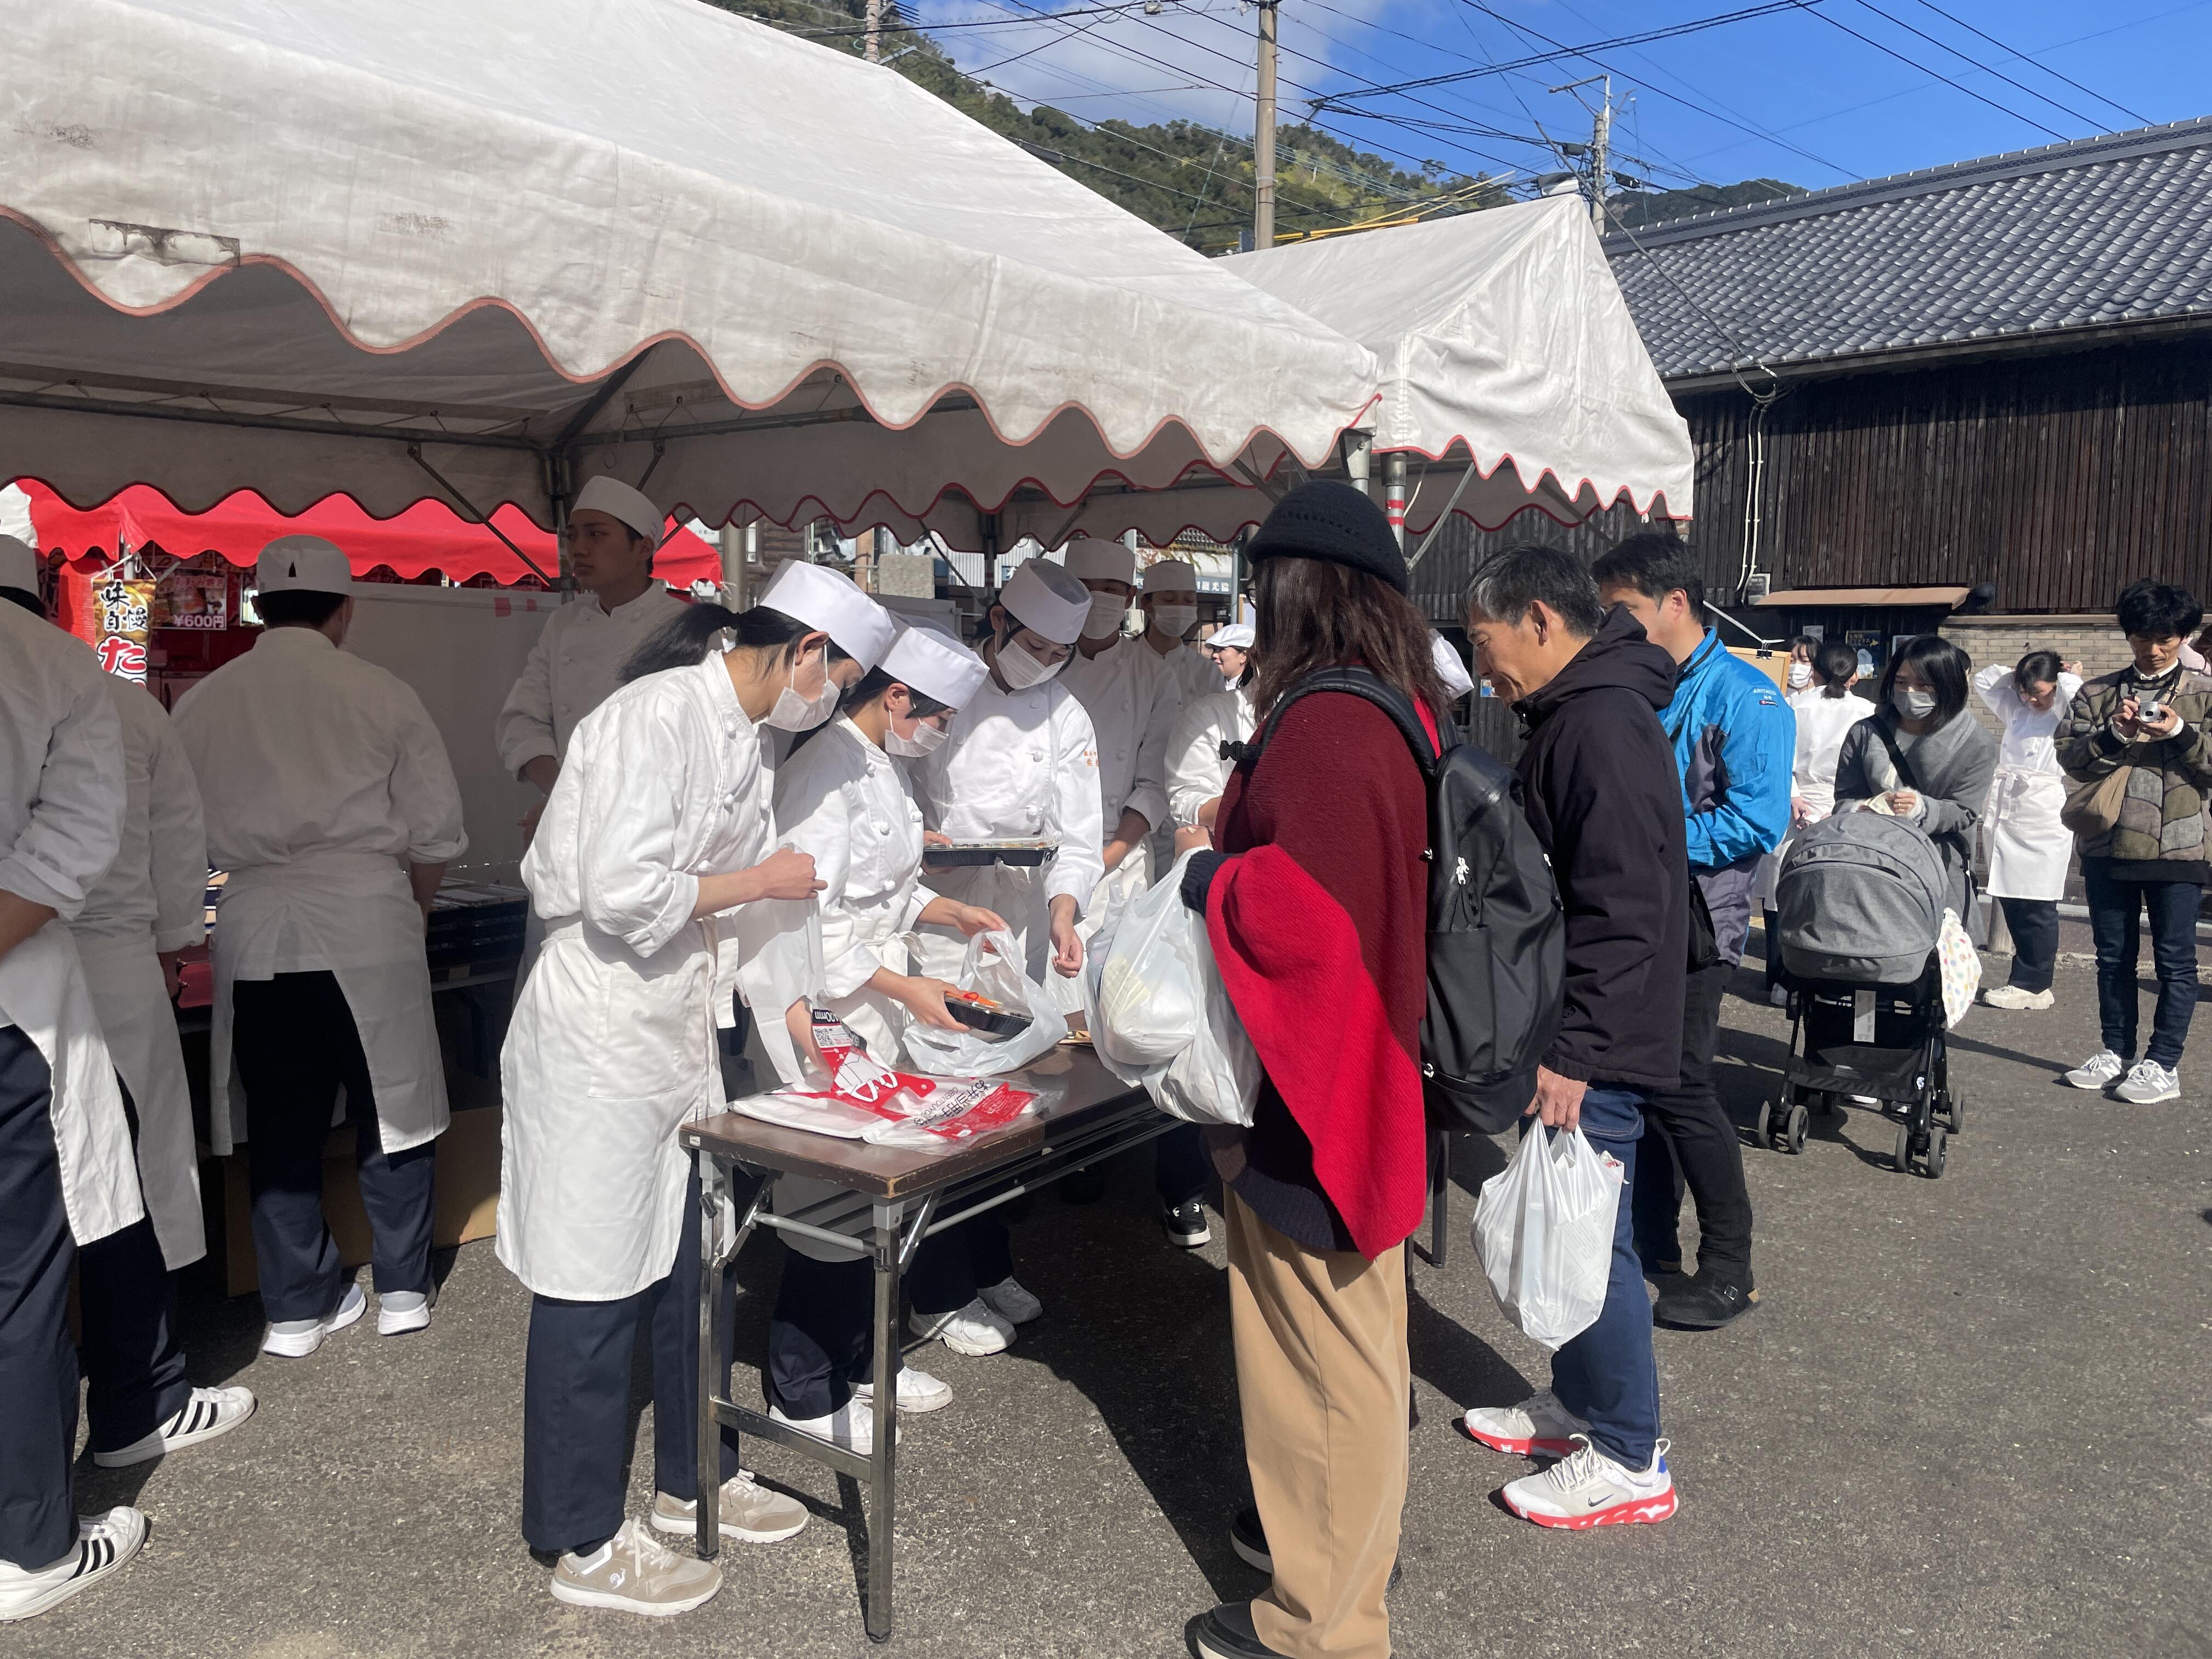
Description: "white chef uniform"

(494, 583), (686, 780)
(1166, 685), (1258, 836)
(0, 598), (140, 1249)
(172, 556), (467, 1159)
(68, 678), (209, 1270)
(1975, 662), (2083, 901)
(1756, 684), (1872, 907)
(1138, 561), (1222, 708)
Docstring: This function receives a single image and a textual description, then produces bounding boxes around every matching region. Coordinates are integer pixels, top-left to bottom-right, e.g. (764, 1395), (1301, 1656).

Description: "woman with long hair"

(1176, 482), (1442, 1659)
(1833, 635), (1999, 929)
(496, 561), (893, 1618)
(1973, 650), (2083, 1009)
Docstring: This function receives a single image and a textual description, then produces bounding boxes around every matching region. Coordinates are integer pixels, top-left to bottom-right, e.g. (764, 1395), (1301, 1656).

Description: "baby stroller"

(1760, 812), (1965, 1178)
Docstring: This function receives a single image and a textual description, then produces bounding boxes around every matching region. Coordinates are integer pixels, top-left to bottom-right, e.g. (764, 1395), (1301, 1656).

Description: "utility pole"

(1548, 74), (1613, 230)
(865, 0), (882, 62)
(1254, 0), (1279, 248)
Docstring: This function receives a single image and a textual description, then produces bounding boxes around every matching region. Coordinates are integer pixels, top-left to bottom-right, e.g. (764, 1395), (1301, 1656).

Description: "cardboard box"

(204, 1099), (504, 1299)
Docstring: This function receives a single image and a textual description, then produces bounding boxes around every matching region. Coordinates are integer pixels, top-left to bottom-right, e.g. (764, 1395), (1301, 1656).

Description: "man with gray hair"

(1455, 544), (1690, 1531)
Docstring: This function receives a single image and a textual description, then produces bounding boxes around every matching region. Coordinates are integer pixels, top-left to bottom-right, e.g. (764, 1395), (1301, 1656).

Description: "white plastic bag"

(1091, 860), (1204, 1067)
(901, 928), (1068, 1076)
(1471, 1126), (1624, 1351)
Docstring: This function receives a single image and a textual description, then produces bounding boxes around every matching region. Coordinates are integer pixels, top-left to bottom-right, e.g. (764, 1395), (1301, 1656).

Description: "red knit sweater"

(1203, 690), (1432, 1260)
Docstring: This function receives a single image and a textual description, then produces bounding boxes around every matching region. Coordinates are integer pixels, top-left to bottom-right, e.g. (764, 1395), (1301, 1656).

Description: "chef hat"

(1061, 537), (1136, 586)
(0, 533), (36, 595)
(572, 475), (665, 541)
(1141, 558), (1198, 596)
(758, 558), (896, 671)
(882, 622), (988, 712)
(256, 535), (352, 595)
(997, 558), (1091, 645)
(1210, 622), (1255, 651)
(1431, 633), (1475, 699)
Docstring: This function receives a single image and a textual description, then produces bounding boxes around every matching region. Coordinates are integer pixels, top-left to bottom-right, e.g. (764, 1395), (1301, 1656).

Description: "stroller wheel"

(1921, 1126), (1948, 1179)
(1893, 1121), (1913, 1173)
(1756, 1099), (1774, 1147)
(1942, 1091), (1965, 1136)
(1784, 1103), (1809, 1155)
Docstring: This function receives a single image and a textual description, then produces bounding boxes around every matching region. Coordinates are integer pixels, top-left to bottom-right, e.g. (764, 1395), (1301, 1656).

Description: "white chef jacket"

(1152, 638), (1227, 709)
(1056, 636), (1176, 838)
(493, 584), (687, 777)
(1166, 686), (1257, 828)
(68, 678), (208, 1269)
(1790, 686), (1874, 820)
(173, 628), (467, 1156)
(911, 676), (1105, 983)
(1974, 663), (2082, 901)
(499, 653), (781, 1301)
(0, 602), (140, 1248)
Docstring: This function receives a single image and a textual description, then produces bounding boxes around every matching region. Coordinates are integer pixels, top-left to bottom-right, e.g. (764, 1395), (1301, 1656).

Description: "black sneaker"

(1653, 1270), (1759, 1330)
(1189, 1602), (1289, 1659)
(1229, 1505), (1271, 1573)
(1165, 1199), (1212, 1249)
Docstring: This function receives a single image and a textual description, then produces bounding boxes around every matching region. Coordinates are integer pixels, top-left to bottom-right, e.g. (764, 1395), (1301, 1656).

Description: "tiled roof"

(1602, 118), (2212, 382)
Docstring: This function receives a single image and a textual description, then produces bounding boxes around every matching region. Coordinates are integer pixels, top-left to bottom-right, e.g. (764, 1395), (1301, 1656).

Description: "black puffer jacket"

(1513, 607), (1690, 1091)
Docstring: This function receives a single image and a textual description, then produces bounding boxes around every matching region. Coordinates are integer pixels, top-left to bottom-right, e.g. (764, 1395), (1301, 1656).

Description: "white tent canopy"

(0, 0), (1378, 550)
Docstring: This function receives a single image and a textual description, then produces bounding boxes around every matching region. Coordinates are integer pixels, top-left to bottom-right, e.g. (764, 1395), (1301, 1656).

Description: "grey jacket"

(1833, 712), (1999, 923)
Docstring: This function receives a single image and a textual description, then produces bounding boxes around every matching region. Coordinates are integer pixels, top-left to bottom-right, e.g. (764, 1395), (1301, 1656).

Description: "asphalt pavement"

(18, 953), (2212, 1659)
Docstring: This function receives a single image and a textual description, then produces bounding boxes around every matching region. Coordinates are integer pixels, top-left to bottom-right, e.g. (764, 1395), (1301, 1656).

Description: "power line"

(1840, 0), (2105, 129)
(1803, 7), (2069, 140)
(1901, 0), (2152, 126)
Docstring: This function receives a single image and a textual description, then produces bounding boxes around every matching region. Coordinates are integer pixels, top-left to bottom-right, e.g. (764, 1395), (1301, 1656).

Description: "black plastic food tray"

(923, 844), (1054, 867)
(945, 999), (1032, 1039)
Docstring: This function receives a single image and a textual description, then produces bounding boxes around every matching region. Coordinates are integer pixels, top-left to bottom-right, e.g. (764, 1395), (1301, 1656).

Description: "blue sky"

(905, 0), (2210, 193)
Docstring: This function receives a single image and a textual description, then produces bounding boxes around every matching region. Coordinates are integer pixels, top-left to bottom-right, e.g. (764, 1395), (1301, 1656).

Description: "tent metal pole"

(405, 444), (554, 586)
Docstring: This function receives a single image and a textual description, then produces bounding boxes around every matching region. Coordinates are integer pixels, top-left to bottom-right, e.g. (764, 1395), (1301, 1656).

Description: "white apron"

(208, 850), (449, 1156)
(75, 929), (204, 1269)
(1984, 767), (2072, 901)
(0, 922), (142, 1247)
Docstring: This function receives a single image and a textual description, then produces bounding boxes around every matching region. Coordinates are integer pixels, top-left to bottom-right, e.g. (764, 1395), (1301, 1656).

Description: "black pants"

(521, 1165), (741, 1558)
(77, 1216), (191, 1456)
(1632, 960), (1756, 1284)
(1998, 896), (2060, 994)
(765, 1218), (1012, 1420)
(2085, 864), (2202, 1069)
(1155, 1123), (1211, 1209)
(233, 973), (436, 1323)
(0, 1026), (78, 1570)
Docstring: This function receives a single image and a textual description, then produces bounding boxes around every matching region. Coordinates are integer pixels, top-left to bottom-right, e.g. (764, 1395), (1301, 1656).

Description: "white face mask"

(1787, 661), (1811, 689)
(1892, 686), (1937, 720)
(1080, 592), (1125, 640)
(885, 716), (949, 758)
(996, 634), (1064, 690)
(764, 646), (840, 731)
(1154, 602), (1199, 638)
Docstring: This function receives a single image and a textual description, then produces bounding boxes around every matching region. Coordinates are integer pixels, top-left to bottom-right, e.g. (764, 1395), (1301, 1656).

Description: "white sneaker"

(2113, 1058), (2181, 1104)
(2065, 1049), (2128, 1091)
(551, 1517), (721, 1617)
(1461, 1389), (1592, 1458)
(1500, 1435), (1678, 1530)
(852, 1366), (954, 1414)
(261, 1282), (367, 1358)
(651, 1471), (808, 1544)
(910, 1297), (1014, 1356)
(978, 1276), (1043, 1325)
(92, 1385), (256, 1468)
(0, 1508), (147, 1622)
(1981, 985), (2054, 1010)
(376, 1289), (432, 1336)
(767, 1399), (897, 1454)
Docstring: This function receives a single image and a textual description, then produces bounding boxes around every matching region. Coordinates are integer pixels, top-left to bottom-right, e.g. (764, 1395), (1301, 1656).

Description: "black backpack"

(1246, 668), (1565, 1133)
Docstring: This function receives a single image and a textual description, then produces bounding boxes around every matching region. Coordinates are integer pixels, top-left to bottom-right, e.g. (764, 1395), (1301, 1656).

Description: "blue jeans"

(1542, 1086), (1661, 1469)
(2083, 861), (2202, 1069)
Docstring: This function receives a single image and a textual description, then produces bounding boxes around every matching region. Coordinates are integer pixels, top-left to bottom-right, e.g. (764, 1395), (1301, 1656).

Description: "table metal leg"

(697, 1150), (728, 1562)
(1429, 1128), (1451, 1266)
(865, 1198), (901, 1643)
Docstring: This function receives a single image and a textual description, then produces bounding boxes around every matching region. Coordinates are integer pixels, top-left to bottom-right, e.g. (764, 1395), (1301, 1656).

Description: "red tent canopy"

(20, 481), (723, 588)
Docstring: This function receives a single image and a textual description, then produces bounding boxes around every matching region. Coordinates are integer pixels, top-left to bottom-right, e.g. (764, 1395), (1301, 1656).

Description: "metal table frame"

(686, 1073), (1176, 1643)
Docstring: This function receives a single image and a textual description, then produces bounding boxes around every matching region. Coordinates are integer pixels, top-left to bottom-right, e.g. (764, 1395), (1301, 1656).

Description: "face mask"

(885, 717), (949, 758)
(1787, 662), (1811, 690)
(1892, 686), (1937, 720)
(1154, 602), (1199, 638)
(1080, 592), (1125, 640)
(996, 635), (1063, 691)
(764, 647), (840, 731)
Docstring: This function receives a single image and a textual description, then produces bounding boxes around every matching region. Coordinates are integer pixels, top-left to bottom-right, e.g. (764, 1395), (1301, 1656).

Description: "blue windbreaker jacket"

(1660, 630), (1795, 964)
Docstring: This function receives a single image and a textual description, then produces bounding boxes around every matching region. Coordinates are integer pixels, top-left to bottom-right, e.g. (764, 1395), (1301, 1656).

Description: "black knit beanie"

(1245, 479), (1408, 594)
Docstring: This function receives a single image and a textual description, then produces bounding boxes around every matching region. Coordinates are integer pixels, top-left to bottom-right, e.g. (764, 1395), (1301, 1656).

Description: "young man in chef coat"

(174, 537), (467, 1356)
(496, 476), (685, 844)
(0, 549), (254, 1488)
(912, 559), (1104, 987)
(0, 556), (152, 1620)
(1049, 540), (1210, 1246)
(1137, 557), (1223, 707)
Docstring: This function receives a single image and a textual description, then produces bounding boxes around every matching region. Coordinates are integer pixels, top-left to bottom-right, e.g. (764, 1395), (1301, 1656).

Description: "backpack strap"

(1869, 719), (1921, 794)
(1246, 665), (1441, 780)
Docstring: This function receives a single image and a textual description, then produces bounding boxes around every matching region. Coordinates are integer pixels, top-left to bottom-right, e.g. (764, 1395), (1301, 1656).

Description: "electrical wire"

(1900, 0), (2153, 126)
(1803, 7), (2069, 140)
(1841, 0), (2104, 129)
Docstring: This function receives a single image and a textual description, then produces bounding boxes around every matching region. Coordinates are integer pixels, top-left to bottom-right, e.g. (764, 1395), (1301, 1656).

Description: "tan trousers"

(1224, 1188), (1410, 1659)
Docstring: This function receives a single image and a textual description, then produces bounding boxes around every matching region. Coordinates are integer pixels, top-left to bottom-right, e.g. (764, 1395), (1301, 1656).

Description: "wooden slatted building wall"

(1413, 334), (2212, 619)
